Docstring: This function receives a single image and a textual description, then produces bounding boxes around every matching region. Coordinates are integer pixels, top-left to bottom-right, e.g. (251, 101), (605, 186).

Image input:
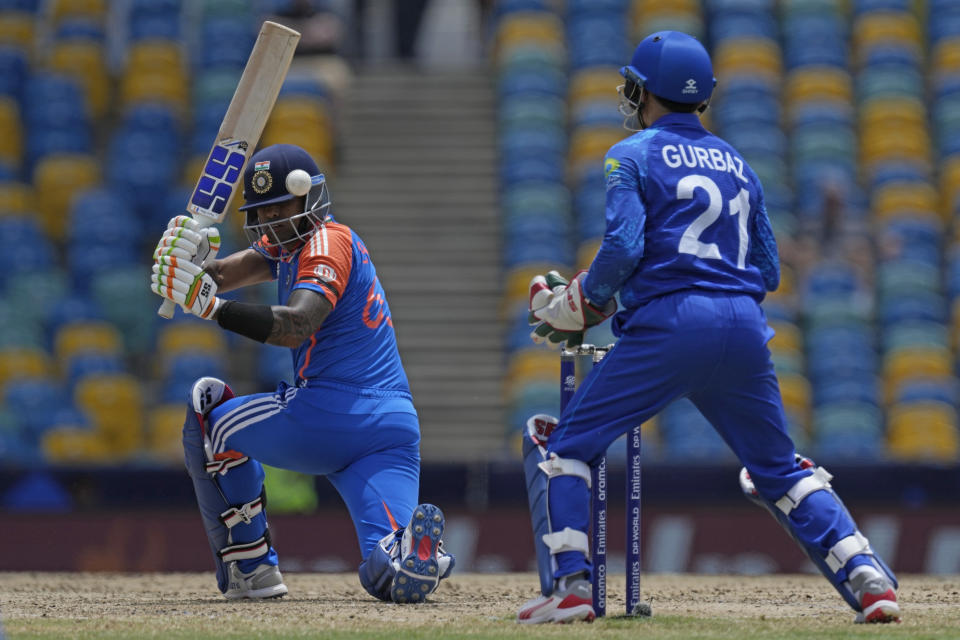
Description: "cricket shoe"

(852, 572), (900, 623)
(391, 503), (445, 603)
(224, 562), (288, 600)
(517, 579), (595, 624)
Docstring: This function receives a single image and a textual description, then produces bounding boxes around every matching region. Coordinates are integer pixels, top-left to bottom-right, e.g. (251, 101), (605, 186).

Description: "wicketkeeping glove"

(153, 215), (221, 266)
(528, 270), (617, 349)
(151, 255), (222, 319)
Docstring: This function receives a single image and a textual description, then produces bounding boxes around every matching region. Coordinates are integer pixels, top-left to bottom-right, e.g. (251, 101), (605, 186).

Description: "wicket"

(560, 344), (646, 617)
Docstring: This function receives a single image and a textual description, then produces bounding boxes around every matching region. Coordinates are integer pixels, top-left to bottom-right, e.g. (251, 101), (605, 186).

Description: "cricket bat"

(158, 21), (300, 318)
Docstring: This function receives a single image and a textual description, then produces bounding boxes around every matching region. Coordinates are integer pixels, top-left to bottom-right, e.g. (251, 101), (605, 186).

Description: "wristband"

(216, 300), (274, 343)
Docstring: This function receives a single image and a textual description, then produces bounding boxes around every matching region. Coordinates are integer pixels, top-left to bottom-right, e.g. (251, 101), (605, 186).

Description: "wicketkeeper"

(150, 143), (454, 603)
(518, 32), (900, 624)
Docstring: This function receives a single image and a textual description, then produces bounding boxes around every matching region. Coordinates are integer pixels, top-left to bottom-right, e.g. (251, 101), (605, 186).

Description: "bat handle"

(158, 298), (176, 319)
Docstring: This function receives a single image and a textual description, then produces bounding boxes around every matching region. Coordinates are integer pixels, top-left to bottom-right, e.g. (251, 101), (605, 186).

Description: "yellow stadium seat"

(860, 97), (926, 131)
(120, 71), (188, 110)
(768, 322), (803, 353)
(0, 347), (52, 392)
(569, 128), (627, 166)
(860, 125), (930, 154)
(932, 38), (960, 75)
(569, 69), (622, 104)
(49, 0), (107, 21)
(268, 97), (332, 130)
(48, 41), (111, 118)
(506, 349), (560, 388)
(503, 264), (573, 310)
(127, 40), (184, 72)
(882, 347), (953, 400)
(633, 0), (701, 16)
(784, 67), (853, 104)
(887, 401), (959, 461)
(495, 13), (565, 54)
(54, 321), (123, 365)
(577, 239), (601, 271)
(32, 153), (100, 241)
(0, 181), (32, 216)
(940, 155), (960, 217)
(146, 403), (187, 463)
(0, 12), (35, 50)
(777, 372), (811, 421)
(853, 12), (922, 51)
(713, 38), (783, 78)
(871, 181), (939, 219)
(42, 427), (113, 465)
(0, 95), (22, 167)
(156, 322), (228, 359)
(74, 373), (144, 455)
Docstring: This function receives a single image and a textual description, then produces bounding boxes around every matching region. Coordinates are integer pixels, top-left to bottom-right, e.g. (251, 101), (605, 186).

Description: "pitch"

(2, 572), (957, 639)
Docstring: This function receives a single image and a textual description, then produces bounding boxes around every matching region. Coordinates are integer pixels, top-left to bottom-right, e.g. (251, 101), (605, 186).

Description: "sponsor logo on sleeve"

(314, 264), (337, 283)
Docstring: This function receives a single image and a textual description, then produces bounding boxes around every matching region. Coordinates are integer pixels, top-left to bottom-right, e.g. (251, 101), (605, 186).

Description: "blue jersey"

(264, 218), (412, 395)
(583, 113), (780, 314)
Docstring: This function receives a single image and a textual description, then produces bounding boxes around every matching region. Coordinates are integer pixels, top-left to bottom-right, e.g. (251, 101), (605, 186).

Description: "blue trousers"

(208, 381), (421, 558)
(546, 291), (864, 578)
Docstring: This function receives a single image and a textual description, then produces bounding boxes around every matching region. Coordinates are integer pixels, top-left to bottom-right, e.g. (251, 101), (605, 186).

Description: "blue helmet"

(239, 144), (332, 259)
(620, 31), (716, 104)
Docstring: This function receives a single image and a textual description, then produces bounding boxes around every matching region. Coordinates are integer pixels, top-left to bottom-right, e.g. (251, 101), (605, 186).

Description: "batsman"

(518, 32), (900, 624)
(150, 143), (454, 603)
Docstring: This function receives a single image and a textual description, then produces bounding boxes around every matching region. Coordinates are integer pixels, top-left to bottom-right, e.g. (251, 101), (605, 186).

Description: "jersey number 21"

(676, 174), (751, 269)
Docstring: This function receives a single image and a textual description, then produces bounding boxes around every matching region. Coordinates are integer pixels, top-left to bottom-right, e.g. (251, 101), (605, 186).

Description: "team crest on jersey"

(252, 170), (273, 194)
(604, 157), (620, 178)
(314, 264), (337, 282)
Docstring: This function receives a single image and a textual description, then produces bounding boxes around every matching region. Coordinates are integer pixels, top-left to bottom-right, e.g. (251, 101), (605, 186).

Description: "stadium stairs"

(335, 65), (506, 462)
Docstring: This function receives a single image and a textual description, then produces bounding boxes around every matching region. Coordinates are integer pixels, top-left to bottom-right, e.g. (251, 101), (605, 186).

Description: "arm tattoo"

(266, 288), (332, 348)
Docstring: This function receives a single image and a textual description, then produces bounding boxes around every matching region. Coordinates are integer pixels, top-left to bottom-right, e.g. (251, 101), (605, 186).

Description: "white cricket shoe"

(224, 562), (288, 600)
(852, 572), (900, 623)
(517, 579), (595, 624)
(391, 503), (445, 603)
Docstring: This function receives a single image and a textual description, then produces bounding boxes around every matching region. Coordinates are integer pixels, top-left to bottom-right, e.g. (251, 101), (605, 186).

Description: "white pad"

(220, 497), (264, 529)
(776, 466), (834, 515)
(542, 527), (590, 555)
(220, 536), (269, 562)
(192, 376), (230, 416)
(826, 532), (872, 573)
(538, 452), (592, 487)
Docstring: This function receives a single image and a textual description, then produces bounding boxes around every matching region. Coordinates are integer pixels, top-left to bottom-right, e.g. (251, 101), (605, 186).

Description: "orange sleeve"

(295, 223), (354, 307)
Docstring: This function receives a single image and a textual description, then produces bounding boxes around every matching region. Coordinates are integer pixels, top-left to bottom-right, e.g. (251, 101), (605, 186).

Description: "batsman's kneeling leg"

(740, 454), (897, 614)
(184, 377), (279, 595)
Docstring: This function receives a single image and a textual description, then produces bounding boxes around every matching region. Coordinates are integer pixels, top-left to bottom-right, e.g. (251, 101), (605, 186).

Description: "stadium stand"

(495, 0), (960, 463)
(1, 0), (959, 471)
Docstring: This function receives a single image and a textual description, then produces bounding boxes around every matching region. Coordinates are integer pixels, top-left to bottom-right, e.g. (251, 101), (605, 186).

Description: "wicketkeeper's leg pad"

(184, 376), (277, 594)
(523, 414), (592, 597)
(739, 454), (897, 612)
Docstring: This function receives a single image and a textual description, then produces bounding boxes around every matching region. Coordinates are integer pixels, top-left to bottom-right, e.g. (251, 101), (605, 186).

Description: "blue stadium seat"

(3, 378), (73, 439)
(197, 18), (257, 68)
(54, 17), (105, 42)
(64, 352), (124, 390)
(0, 46), (29, 101)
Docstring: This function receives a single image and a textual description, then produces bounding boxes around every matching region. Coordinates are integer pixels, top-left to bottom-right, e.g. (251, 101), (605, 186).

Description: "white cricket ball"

(286, 169), (312, 196)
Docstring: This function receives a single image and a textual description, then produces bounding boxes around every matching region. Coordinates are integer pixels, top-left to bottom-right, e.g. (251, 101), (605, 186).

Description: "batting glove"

(528, 270), (616, 349)
(151, 255), (222, 319)
(153, 216), (221, 266)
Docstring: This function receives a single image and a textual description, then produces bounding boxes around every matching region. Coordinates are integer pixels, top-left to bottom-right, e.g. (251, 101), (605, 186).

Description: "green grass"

(6, 611), (958, 640)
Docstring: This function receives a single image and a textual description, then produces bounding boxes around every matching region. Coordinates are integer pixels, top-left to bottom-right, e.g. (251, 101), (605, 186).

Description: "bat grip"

(158, 298), (176, 319)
